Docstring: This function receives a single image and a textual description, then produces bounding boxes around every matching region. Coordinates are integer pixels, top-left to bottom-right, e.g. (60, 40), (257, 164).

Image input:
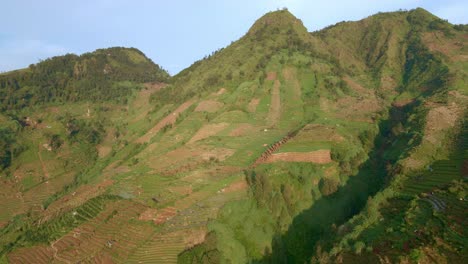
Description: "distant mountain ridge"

(0, 47), (169, 111)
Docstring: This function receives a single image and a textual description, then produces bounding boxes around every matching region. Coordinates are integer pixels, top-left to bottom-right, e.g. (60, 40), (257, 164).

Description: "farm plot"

(403, 159), (463, 196)
(263, 150), (332, 164)
(136, 99), (195, 143)
(49, 199), (153, 263)
(126, 231), (185, 264)
(188, 122), (229, 144)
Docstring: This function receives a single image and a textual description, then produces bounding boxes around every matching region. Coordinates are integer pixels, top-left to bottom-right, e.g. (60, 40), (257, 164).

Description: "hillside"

(0, 8), (467, 264)
(0, 47), (169, 111)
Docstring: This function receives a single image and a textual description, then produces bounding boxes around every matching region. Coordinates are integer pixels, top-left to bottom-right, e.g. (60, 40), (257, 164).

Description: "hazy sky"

(1, 0), (467, 74)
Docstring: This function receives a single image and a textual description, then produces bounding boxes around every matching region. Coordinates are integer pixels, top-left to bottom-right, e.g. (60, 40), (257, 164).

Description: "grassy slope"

(0, 8), (466, 264)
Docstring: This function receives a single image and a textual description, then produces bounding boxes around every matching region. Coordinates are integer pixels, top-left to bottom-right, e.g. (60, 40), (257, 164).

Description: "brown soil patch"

(183, 228), (207, 250)
(335, 97), (382, 121)
(267, 80), (281, 127)
(392, 98), (415, 108)
(139, 208), (158, 221)
(422, 31), (466, 61)
(220, 180), (248, 193)
(168, 185), (193, 195)
(194, 100), (224, 113)
(266, 72), (277, 81)
(216, 88), (227, 96)
(8, 245), (55, 264)
(343, 76), (369, 95)
(294, 124), (344, 142)
(136, 100), (194, 143)
(247, 98), (260, 113)
(154, 207), (177, 224)
(424, 105), (462, 144)
(228, 123), (256, 137)
(148, 146), (235, 172)
(264, 150), (332, 164)
(97, 145), (112, 158)
(188, 123), (229, 144)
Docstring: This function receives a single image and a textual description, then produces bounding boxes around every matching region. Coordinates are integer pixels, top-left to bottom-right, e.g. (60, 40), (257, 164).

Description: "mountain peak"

(247, 9), (308, 37)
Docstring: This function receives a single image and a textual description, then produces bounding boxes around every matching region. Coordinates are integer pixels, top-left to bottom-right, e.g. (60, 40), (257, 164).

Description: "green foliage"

(0, 47), (169, 111)
(178, 232), (221, 264)
(47, 134), (63, 151)
(0, 126), (23, 170)
(319, 178), (340, 196)
(0, 195), (119, 255)
(63, 116), (105, 144)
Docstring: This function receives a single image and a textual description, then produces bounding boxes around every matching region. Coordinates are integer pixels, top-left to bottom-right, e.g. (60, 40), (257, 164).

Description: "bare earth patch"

(183, 228), (207, 250)
(229, 123), (256, 137)
(168, 185), (193, 195)
(148, 146), (235, 172)
(343, 76), (369, 95)
(220, 180), (248, 193)
(295, 124), (344, 142)
(424, 105), (462, 144)
(422, 31), (466, 61)
(335, 97), (382, 121)
(136, 100), (194, 143)
(188, 123), (229, 144)
(194, 100), (224, 113)
(247, 98), (260, 113)
(139, 208), (158, 221)
(215, 88), (227, 96)
(154, 207), (177, 224)
(266, 71), (277, 81)
(263, 150), (332, 164)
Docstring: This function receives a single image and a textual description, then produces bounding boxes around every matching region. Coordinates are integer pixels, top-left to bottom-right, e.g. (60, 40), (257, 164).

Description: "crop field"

(403, 160), (463, 196)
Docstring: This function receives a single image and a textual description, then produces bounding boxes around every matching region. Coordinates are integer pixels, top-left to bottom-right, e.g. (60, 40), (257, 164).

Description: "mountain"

(0, 8), (466, 264)
(0, 47), (169, 111)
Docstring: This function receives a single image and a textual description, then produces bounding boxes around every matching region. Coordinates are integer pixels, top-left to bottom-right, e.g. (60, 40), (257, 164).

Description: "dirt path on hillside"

(267, 80), (281, 127)
(38, 144), (50, 179)
(136, 100), (195, 143)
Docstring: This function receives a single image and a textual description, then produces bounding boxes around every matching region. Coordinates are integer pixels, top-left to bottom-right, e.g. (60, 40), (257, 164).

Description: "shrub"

(319, 178), (340, 196)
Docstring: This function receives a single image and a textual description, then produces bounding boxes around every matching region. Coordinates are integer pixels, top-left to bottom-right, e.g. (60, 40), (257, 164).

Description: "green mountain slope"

(0, 47), (169, 111)
(0, 8), (466, 264)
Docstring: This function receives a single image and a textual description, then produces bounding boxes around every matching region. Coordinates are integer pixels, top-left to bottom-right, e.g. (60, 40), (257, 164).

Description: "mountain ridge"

(0, 7), (466, 264)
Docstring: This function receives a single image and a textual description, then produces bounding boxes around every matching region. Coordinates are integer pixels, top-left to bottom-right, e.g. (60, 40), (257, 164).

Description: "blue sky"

(1, 0), (467, 74)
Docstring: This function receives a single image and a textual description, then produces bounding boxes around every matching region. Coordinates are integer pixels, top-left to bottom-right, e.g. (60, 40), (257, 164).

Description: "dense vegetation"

(0, 47), (169, 111)
(0, 7), (466, 264)
(178, 8), (467, 263)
